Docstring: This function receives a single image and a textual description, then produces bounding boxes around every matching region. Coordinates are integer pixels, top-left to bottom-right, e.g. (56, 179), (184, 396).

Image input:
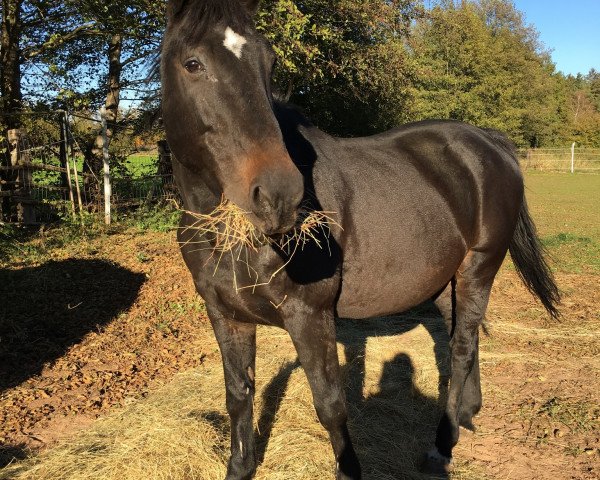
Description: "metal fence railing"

(1, 111), (176, 224)
(111, 174), (179, 208)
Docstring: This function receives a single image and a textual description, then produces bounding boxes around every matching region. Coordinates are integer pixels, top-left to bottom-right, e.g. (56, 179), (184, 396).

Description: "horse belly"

(336, 234), (465, 319)
(333, 179), (468, 320)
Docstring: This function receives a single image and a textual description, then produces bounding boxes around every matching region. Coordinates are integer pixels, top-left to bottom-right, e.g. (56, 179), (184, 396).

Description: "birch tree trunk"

(88, 33), (123, 175)
(84, 33), (122, 201)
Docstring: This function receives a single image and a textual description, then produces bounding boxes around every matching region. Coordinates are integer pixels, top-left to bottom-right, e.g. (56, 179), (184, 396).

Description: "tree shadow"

(0, 444), (28, 470)
(0, 259), (145, 393)
(0, 259), (145, 467)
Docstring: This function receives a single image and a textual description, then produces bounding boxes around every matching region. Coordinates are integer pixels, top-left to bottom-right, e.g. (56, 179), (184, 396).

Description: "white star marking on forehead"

(223, 26), (247, 59)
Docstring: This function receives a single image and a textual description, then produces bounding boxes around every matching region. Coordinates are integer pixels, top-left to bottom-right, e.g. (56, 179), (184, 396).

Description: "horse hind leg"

(434, 280), (482, 431)
(425, 250), (502, 473)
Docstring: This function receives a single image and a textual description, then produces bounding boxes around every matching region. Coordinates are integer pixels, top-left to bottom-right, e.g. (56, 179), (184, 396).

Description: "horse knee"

(314, 393), (347, 430)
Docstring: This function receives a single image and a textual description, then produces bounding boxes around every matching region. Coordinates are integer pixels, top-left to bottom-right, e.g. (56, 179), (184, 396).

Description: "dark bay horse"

(161, 1), (560, 478)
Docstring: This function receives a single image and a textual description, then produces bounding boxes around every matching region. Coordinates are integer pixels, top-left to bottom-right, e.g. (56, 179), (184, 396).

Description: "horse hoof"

(335, 461), (362, 480)
(420, 448), (453, 475)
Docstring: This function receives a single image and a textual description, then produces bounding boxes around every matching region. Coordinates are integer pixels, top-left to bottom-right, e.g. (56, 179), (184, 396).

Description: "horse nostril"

(251, 183), (274, 210)
(252, 185), (262, 204)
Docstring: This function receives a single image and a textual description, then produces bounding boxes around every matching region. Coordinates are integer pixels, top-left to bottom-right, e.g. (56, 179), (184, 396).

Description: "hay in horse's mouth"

(178, 197), (341, 257)
(177, 198), (341, 292)
(179, 199), (269, 254)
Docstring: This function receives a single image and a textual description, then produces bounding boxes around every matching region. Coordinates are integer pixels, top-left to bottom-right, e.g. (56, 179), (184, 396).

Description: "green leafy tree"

(257, 0), (423, 136)
(410, 0), (565, 147)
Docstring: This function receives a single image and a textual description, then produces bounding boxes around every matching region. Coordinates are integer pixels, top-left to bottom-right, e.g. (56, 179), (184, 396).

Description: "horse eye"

(184, 59), (204, 74)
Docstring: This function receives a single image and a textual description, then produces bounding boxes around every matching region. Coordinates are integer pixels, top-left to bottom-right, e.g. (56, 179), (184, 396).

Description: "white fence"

(517, 147), (600, 173)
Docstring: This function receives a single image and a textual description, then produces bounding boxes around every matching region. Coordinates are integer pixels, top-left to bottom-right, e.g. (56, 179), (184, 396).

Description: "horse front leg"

(284, 308), (361, 480)
(208, 305), (257, 480)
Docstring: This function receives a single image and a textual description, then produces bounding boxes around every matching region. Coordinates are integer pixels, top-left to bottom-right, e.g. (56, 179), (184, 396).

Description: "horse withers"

(161, 1), (560, 479)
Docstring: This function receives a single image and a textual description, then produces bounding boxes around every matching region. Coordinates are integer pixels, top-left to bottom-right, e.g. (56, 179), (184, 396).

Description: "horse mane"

(273, 101), (314, 130)
(169, 0), (252, 45)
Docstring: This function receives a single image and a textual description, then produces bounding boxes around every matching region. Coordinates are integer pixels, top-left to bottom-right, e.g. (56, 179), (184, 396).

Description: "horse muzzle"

(248, 166), (304, 236)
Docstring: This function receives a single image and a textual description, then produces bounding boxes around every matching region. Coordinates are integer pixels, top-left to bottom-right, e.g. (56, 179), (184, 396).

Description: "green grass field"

(524, 172), (600, 273)
(123, 154), (158, 177)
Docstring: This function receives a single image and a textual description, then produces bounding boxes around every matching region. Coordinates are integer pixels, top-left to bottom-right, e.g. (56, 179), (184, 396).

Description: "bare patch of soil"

(1, 231), (216, 458)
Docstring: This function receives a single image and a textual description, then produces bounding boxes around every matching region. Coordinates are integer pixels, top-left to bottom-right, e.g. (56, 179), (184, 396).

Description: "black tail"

(509, 199), (561, 318)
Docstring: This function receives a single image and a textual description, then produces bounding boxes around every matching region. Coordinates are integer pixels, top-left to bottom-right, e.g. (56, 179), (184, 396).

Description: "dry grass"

(2, 316), (482, 480)
(2, 173), (598, 480)
(2, 279), (596, 480)
(179, 200), (270, 255)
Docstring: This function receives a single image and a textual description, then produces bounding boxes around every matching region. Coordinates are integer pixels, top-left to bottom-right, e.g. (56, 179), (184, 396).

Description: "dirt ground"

(1, 226), (598, 479)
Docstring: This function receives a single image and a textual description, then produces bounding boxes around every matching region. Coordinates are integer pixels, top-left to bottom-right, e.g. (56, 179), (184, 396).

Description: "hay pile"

(1, 317), (480, 480)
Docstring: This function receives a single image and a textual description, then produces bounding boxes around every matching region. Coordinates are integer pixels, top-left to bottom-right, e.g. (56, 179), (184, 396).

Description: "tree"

(409, 0), (565, 147)
(257, 0), (423, 136)
(36, 1), (164, 176)
(0, 0), (22, 129)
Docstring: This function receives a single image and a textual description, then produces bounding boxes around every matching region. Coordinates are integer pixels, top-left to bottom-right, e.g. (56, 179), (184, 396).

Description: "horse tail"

(509, 197), (561, 319)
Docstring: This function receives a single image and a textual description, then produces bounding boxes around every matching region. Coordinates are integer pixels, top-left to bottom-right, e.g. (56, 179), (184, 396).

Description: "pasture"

(0, 172), (598, 479)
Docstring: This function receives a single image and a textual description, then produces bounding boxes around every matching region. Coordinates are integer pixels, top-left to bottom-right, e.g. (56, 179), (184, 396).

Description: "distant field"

(123, 153), (158, 177)
(518, 148), (600, 173)
(523, 172), (600, 273)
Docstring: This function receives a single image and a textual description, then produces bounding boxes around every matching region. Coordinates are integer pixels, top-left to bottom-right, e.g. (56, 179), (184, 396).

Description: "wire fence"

(517, 148), (600, 173)
(2, 110), (599, 225)
(1, 111), (176, 224)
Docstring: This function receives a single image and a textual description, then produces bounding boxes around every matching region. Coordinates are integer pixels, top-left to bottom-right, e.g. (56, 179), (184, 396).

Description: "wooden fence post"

(8, 128), (36, 224)
(571, 142), (576, 174)
(157, 140), (172, 176)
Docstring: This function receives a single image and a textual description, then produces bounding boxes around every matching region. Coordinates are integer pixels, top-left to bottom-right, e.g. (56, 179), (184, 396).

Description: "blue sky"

(512, 0), (600, 76)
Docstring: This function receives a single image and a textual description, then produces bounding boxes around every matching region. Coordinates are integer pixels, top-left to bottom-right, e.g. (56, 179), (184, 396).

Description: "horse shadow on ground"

(0, 259), (145, 467)
(254, 302), (451, 479)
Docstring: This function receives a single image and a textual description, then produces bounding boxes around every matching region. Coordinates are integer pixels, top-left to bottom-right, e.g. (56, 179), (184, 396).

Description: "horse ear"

(167, 0), (187, 20)
(239, 0), (261, 15)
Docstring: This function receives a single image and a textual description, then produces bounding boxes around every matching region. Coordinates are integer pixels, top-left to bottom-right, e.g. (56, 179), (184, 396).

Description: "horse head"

(161, 0), (303, 235)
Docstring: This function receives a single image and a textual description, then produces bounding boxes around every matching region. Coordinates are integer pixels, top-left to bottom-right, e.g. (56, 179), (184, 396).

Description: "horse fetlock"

(336, 458), (362, 480)
(226, 449), (256, 480)
(459, 399), (481, 431)
(334, 436), (362, 480)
